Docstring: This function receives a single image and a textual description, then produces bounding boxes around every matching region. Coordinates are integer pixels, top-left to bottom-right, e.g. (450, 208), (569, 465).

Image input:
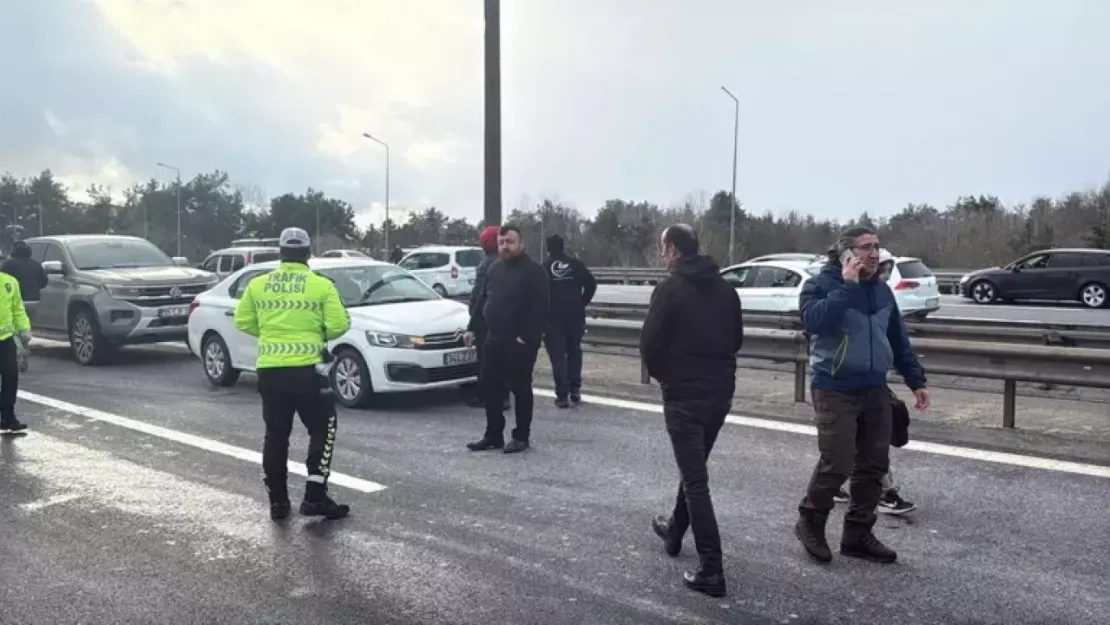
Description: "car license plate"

(444, 348), (477, 366)
(926, 297), (939, 308)
(158, 305), (190, 318)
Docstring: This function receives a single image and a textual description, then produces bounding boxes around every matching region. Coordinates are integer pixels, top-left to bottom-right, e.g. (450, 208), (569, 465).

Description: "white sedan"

(718, 252), (942, 318)
(186, 257), (478, 408)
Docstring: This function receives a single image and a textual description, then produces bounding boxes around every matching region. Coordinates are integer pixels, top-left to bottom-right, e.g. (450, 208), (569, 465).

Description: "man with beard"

(465, 225), (549, 454)
(641, 224), (743, 597)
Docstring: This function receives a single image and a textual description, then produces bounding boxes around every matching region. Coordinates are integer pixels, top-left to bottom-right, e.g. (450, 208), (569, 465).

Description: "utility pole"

(721, 86), (739, 265)
(37, 193), (43, 236)
(156, 162), (182, 256)
(362, 133), (390, 254)
(484, 0), (502, 226)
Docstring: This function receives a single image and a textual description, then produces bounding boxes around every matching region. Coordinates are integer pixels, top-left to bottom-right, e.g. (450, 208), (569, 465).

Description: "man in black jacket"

(465, 225), (549, 454)
(542, 234), (596, 407)
(639, 224), (743, 598)
(465, 225), (505, 408)
(1, 241), (48, 316)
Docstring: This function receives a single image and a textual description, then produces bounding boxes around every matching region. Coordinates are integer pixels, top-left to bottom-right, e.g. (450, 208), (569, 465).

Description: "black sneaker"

(0, 418), (28, 434)
(503, 439), (529, 454)
(833, 488), (849, 504)
(570, 392), (581, 405)
(466, 438), (504, 451)
(554, 397), (570, 408)
(878, 490), (917, 515)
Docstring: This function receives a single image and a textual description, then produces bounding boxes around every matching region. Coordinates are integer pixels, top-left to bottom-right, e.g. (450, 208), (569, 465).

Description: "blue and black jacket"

(799, 263), (927, 391)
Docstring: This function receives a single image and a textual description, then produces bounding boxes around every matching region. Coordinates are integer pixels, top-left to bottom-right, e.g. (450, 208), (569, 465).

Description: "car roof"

(722, 259), (817, 273)
(1036, 248), (1110, 254)
(245, 257), (392, 271)
(403, 245), (481, 253)
(26, 234), (148, 244)
(210, 246), (279, 254)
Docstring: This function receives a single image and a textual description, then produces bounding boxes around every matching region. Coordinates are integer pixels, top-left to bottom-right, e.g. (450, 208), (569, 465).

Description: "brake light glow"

(893, 280), (920, 290)
(451, 265), (459, 279)
(189, 298), (200, 314)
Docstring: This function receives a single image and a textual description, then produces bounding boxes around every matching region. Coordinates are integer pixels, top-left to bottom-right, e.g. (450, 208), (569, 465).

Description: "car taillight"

(451, 265), (459, 279)
(893, 280), (920, 290)
(189, 298), (200, 314)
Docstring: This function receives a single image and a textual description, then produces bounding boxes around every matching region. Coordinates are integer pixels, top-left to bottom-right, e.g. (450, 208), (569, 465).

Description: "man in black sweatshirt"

(1, 241), (48, 320)
(542, 234), (596, 407)
(465, 225), (550, 454)
(639, 224), (744, 598)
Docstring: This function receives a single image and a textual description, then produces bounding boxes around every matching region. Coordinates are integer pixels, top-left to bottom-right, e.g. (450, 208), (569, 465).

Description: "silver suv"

(25, 235), (218, 365)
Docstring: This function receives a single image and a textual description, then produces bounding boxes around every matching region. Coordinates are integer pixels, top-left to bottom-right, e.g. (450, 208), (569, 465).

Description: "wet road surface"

(0, 344), (1107, 625)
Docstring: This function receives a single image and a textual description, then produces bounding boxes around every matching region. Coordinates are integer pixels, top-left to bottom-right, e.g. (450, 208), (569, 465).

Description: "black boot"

(795, 512), (832, 563)
(554, 397), (570, 408)
(841, 531), (897, 563)
(300, 481), (349, 520)
(0, 417), (27, 433)
(466, 437), (504, 451)
(264, 477), (290, 521)
(683, 567), (727, 597)
(650, 515), (682, 557)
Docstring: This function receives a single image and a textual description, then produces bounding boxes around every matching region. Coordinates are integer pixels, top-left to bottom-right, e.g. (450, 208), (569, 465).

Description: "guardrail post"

(640, 359), (650, 385)
(1002, 379), (1016, 428)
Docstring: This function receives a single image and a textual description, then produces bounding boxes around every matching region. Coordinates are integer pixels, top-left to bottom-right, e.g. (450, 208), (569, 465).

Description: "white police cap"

(279, 227), (312, 249)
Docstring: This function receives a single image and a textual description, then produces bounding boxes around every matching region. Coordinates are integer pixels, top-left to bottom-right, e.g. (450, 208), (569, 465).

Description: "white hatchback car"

(718, 251), (942, 319)
(397, 245), (483, 297)
(187, 258), (477, 408)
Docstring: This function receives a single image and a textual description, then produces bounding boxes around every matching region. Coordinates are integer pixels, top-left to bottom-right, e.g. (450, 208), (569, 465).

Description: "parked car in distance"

(319, 249), (370, 259)
(23, 234), (218, 365)
(718, 250), (942, 318)
(396, 245), (483, 297)
(959, 248), (1110, 308)
(187, 257), (478, 408)
(199, 245), (280, 278)
(746, 253), (825, 264)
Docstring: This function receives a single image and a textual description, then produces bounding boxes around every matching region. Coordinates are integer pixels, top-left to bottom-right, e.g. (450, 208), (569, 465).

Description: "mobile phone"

(840, 249), (856, 266)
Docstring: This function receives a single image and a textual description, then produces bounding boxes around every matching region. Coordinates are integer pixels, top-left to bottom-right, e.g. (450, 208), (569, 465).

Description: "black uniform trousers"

(482, 337), (539, 443)
(0, 337), (18, 424)
(663, 395), (732, 574)
(257, 366), (337, 499)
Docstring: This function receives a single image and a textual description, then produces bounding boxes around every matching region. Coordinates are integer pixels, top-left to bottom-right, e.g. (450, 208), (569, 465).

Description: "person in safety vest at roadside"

(234, 227), (352, 521)
(0, 271), (31, 434)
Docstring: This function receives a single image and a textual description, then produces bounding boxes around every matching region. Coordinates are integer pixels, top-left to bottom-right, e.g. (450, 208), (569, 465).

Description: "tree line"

(1, 168), (1108, 270)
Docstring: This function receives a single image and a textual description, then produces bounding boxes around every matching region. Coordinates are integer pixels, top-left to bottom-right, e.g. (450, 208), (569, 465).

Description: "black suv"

(959, 248), (1110, 308)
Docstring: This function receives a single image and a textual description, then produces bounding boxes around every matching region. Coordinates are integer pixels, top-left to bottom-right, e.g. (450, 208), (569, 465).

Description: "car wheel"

(330, 347), (372, 408)
(1079, 282), (1109, 309)
(432, 284), (448, 297)
(201, 333), (241, 387)
(69, 308), (110, 365)
(969, 280), (998, 304)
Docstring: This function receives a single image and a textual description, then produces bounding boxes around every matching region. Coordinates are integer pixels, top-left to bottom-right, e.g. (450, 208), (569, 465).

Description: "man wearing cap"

(465, 225), (509, 409)
(234, 227), (352, 521)
(542, 234), (596, 407)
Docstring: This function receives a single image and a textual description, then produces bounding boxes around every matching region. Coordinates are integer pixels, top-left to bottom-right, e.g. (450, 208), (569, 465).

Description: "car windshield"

(317, 265), (439, 307)
(68, 239), (175, 270)
(804, 265), (823, 276)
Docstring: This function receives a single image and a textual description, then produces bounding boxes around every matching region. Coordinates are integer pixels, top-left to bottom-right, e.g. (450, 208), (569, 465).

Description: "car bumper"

(96, 296), (192, 344)
(896, 292), (942, 316)
(366, 344), (479, 393)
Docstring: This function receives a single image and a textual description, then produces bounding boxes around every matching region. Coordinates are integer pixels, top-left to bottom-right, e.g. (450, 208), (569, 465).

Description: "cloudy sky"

(2, 0), (1109, 228)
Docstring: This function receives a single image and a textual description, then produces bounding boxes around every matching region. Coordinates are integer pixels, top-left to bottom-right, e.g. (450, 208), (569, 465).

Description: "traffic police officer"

(234, 227), (352, 520)
(0, 271), (31, 434)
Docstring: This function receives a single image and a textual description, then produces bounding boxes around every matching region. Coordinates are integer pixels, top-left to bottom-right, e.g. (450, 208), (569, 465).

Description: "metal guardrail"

(584, 303), (1110, 349)
(581, 318), (1110, 429)
(590, 266), (968, 294)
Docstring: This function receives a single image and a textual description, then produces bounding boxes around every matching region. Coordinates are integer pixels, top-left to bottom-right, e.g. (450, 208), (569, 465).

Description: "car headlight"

(103, 284), (142, 298)
(365, 331), (424, 349)
(959, 274), (970, 283)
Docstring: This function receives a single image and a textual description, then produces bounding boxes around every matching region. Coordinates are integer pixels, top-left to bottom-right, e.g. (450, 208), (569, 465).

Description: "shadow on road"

(29, 344), (195, 367)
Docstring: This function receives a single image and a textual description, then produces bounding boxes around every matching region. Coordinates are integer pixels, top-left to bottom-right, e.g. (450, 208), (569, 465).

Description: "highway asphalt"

(1, 344), (1107, 625)
(593, 286), (1110, 325)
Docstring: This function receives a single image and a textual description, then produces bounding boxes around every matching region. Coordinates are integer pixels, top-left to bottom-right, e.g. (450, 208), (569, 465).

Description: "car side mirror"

(42, 260), (65, 275)
(172, 256), (189, 266)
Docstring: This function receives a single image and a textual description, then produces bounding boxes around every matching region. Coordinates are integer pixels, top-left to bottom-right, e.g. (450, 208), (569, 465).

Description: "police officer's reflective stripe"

(258, 342), (324, 356)
(254, 300), (323, 311)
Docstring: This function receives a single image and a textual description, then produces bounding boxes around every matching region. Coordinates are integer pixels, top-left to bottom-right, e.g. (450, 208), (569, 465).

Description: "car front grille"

(416, 331), (466, 350)
(117, 283), (210, 307)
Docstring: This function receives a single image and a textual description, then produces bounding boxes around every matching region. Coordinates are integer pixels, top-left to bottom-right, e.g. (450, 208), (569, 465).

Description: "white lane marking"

(533, 389), (1110, 479)
(17, 390), (388, 494)
(19, 493), (83, 512)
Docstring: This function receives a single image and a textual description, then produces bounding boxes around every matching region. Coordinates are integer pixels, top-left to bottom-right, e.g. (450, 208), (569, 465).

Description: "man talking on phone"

(793, 226), (930, 565)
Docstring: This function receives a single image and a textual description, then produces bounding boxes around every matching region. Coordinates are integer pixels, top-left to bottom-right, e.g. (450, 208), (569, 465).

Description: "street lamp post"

(362, 133), (390, 255)
(720, 86), (739, 265)
(484, 0), (502, 227)
(156, 162), (182, 257)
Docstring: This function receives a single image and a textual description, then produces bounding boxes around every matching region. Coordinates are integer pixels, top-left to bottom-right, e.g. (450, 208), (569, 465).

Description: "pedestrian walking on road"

(0, 271), (31, 434)
(794, 226), (930, 565)
(465, 225), (509, 410)
(640, 224), (743, 598)
(234, 227), (353, 521)
(542, 234), (596, 408)
(465, 225), (549, 454)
